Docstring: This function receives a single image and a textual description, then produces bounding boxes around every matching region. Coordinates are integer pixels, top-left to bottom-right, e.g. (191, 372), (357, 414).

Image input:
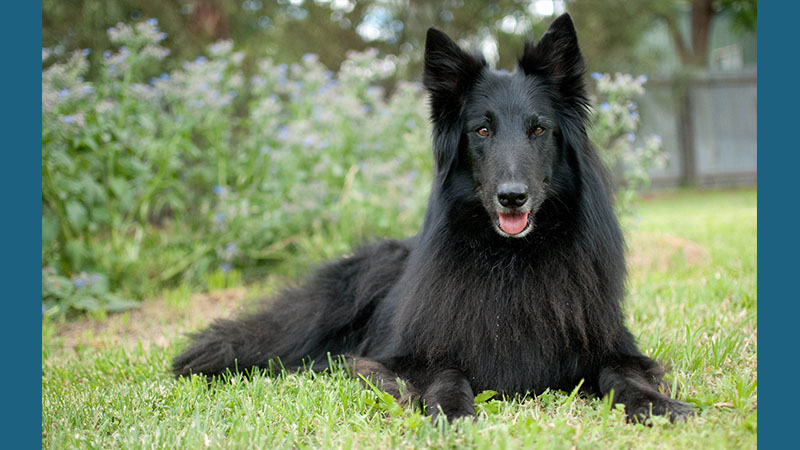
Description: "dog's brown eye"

(477, 127), (490, 137)
(532, 126), (544, 136)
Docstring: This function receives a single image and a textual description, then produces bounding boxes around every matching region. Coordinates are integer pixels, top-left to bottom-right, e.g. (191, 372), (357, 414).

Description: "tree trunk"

(689, 0), (715, 66)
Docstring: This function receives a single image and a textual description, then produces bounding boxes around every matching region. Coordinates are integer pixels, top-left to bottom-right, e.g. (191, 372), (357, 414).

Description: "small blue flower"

(278, 126), (289, 140)
(629, 111), (639, 120)
(108, 65), (117, 74)
(362, 105), (372, 113)
(159, 72), (170, 81)
(302, 53), (317, 63)
(61, 115), (77, 124)
(103, 50), (111, 59)
(158, 32), (168, 41)
(591, 72), (603, 80)
(221, 263), (232, 272)
(146, 18), (158, 27)
(600, 102), (610, 111)
(214, 213), (226, 223)
(195, 56), (207, 64)
(213, 185), (226, 195)
(81, 48), (91, 56)
(625, 132), (636, 143)
(58, 89), (69, 98)
(637, 74), (648, 84)
(225, 243), (237, 254)
(303, 137), (314, 147)
(277, 64), (288, 75)
(74, 279), (86, 287)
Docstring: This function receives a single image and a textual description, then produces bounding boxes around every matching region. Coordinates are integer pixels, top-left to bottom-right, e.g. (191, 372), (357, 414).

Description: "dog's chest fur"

(395, 236), (623, 394)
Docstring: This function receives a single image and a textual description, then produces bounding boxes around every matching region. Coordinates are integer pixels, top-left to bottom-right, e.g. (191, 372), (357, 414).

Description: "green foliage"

(42, 19), (662, 314)
(42, 268), (139, 318)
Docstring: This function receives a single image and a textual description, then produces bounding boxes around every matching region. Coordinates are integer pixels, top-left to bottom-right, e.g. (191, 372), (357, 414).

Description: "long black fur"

(173, 13), (693, 423)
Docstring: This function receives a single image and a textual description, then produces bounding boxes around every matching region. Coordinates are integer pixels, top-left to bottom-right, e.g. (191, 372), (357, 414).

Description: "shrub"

(42, 20), (662, 315)
(589, 72), (667, 217)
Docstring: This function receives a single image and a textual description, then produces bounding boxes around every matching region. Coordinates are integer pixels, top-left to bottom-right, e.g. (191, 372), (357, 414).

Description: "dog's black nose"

(497, 183), (528, 208)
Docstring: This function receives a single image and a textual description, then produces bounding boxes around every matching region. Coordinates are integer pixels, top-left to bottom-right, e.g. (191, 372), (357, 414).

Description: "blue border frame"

(2, 1), (43, 446)
(758, 1), (787, 447)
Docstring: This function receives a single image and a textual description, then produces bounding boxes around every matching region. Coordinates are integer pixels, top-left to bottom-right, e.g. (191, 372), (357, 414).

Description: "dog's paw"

(626, 396), (694, 424)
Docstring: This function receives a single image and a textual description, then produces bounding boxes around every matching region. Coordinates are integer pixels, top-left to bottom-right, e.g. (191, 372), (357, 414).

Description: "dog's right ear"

(423, 28), (485, 179)
(423, 28), (485, 126)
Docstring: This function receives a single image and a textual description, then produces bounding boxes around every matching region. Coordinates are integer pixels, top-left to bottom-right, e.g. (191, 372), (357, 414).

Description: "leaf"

(65, 201), (88, 230)
(64, 240), (86, 269)
(103, 294), (140, 313)
(80, 174), (107, 204)
(42, 272), (74, 300)
(474, 390), (498, 405)
(72, 295), (101, 312)
(42, 216), (59, 247)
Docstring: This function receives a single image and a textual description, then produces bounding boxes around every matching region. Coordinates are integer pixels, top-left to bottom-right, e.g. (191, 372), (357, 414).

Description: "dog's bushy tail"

(172, 239), (411, 378)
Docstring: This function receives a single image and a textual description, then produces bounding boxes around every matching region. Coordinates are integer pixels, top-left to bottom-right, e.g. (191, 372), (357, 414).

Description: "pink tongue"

(498, 212), (529, 235)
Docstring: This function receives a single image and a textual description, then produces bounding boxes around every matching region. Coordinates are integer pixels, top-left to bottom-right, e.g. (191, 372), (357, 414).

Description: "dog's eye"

(532, 126), (545, 136)
(476, 127), (490, 137)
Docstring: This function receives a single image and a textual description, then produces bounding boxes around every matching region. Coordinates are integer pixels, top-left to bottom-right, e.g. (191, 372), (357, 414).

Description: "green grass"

(42, 188), (757, 449)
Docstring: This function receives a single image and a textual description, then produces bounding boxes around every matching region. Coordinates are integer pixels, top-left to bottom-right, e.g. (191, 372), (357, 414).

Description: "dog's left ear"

(519, 13), (586, 99)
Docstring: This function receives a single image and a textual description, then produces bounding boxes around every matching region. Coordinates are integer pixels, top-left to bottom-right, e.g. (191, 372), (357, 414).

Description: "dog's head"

(423, 14), (590, 238)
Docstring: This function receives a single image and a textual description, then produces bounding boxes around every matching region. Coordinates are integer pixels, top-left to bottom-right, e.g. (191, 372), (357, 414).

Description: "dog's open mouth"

(497, 211), (530, 236)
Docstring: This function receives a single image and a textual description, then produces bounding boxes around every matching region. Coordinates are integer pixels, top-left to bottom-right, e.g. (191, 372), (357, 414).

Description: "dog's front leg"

(598, 355), (693, 423)
(421, 368), (475, 422)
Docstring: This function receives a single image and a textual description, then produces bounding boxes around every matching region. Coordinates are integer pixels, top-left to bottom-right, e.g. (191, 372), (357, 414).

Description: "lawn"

(42, 188), (757, 449)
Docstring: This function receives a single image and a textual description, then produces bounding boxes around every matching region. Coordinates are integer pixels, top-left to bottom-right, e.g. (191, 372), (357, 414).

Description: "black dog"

(174, 13), (693, 423)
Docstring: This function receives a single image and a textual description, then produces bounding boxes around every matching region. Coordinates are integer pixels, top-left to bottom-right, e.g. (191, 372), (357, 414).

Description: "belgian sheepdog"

(174, 14), (693, 423)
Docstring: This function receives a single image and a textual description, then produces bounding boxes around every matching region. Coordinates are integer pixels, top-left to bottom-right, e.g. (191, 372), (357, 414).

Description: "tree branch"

(657, 12), (692, 66)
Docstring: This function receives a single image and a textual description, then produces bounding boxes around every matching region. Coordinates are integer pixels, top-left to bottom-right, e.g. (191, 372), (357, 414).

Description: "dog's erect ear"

(424, 28), (485, 179)
(519, 13), (586, 99)
(423, 28), (486, 126)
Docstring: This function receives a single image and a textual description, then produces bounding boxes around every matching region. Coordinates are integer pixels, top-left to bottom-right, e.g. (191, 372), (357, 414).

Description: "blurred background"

(42, 0), (757, 316)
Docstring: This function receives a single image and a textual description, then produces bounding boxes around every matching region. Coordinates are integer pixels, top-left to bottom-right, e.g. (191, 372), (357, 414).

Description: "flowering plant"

(590, 72), (668, 217)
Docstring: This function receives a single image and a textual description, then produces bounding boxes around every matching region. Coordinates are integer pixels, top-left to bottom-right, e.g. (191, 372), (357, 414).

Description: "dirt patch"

(628, 231), (709, 271)
(53, 287), (253, 352)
